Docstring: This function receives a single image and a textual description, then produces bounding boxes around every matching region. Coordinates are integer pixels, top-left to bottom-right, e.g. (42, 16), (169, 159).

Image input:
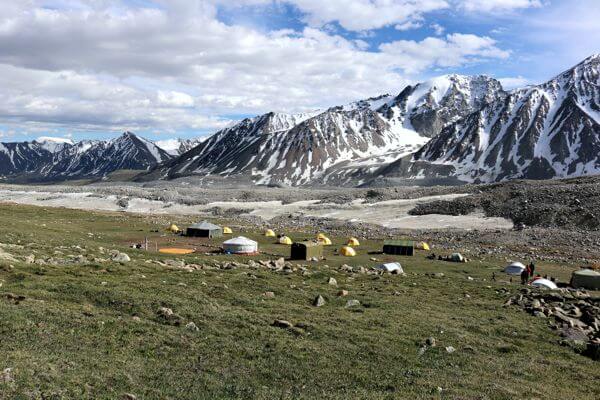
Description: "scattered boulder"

(157, 307), (183, 325)
(345, 299), (360, 308)
(1, 368), (14, 383)
(274, 258), (286, 270)
(337, 290), (349, 297)
(506, 289), (600, 360)
(272, 319), (293, 329)
(111, 252), (131, 263)
(185, 322), (200, 332)
(263, 291), (275, 298)
(313, 295), (326, 307)
(328, 277), (338, 286)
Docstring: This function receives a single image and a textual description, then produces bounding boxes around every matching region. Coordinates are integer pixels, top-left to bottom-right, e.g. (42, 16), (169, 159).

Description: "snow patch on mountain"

(400, 54), (600, 183)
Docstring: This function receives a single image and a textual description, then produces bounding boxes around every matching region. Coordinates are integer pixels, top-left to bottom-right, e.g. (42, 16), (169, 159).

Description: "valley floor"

(0, 202), (599, 399)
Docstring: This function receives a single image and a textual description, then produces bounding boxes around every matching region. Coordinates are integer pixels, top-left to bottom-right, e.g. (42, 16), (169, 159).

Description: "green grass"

(0, 203), (598, 399)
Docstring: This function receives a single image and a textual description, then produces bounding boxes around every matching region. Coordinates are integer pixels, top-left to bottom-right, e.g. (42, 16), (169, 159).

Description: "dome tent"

(347, 237), (360, 247)
(279, 236), (293, 245)
(504, 262), (526, 275)
(531, 278), (558, 290)
(416, 242), (430, 251)
(341, 246), (356, 257)
(264, 229), (276, 237)
(318, 236), (332, 246)
(223, 227), (233, 234)
(167, 223), (181, 234)
(223, 236), (258, 254)
(317, 233), (328, 240)
(570, 269), (600, 290)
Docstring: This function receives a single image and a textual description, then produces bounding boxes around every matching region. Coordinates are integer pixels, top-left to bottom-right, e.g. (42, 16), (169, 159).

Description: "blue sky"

(0, 0), (597, 144)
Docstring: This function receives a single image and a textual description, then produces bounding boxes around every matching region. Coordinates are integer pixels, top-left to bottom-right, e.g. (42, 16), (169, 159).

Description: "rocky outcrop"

(507, 288), (600, 360)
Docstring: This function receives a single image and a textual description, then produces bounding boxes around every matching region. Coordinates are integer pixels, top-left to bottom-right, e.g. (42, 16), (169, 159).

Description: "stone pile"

(506, 288), (600, 360)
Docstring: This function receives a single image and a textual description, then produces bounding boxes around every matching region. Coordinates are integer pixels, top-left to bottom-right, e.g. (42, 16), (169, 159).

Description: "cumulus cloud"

(379, 33), (509, 74)
(282, 0), (449, 32)
(0, 1), (514, 137)
(458, 0), (542, 13)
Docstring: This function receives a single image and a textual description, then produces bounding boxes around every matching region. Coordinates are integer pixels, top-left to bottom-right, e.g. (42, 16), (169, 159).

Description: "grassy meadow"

(0, 203), (598, 399)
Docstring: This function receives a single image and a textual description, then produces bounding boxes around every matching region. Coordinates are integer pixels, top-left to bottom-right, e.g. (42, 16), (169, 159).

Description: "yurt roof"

(189, 221), (222, 230)
(223, 236), (258, 246)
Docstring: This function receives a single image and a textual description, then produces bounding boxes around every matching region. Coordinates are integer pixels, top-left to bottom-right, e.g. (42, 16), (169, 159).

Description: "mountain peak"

(582, 53), (600, 63)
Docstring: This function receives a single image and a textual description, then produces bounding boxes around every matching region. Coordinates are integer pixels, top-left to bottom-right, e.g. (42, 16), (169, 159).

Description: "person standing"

(521, 268), (529, 285)
(529, 261), (536, 276)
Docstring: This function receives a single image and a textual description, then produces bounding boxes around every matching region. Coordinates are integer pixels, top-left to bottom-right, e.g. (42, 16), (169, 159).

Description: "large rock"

(313, 295), (326, 307)
(111, 252), (131, 263)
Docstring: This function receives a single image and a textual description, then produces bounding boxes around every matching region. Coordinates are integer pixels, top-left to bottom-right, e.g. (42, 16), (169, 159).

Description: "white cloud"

(458, 0), (542, 13)
(36, 136), (74, 144)
(498, 76), (530, 89)
(379, 33), (509, 74)
(157, 91), (195, 108)
(279, 0), (449, 32)
(431, 23), (445, 35)
(0, 1), (513, 136)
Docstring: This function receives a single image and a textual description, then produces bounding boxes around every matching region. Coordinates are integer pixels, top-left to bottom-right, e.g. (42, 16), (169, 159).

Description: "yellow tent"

(279, 236), (293, 245)
(416, 242), (431, 251)
(347, 237), (360, 247)
(317, 233), (328, 240)
(223, 227), (233, 234)
(265, 229), (276, 237)
(318, 236), (332, 246)
(340, 246), (357, 257)
(167, 224), (181, 234)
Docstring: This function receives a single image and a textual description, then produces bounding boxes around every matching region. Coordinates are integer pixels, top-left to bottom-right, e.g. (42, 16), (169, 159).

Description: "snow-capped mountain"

(381, 55), (600, 183)
(143, 76), (503, 186)
(155, 137), (208, 155)
(0, 141), (59, 176)
(336, 74), (505, 138)
(0, 132), (173, 182)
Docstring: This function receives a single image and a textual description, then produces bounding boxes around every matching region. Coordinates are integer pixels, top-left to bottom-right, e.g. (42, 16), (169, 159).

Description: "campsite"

(1, 201), (599, 399)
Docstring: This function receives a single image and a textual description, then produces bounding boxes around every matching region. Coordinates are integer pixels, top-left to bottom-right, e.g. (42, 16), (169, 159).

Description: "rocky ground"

(505, 287), (600, 361)
(409, 175), (600, 230)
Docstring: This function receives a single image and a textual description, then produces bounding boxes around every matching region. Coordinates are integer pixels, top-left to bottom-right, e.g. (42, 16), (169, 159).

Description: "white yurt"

(223, 236), (258, 254)
(504, 262), (526, 275)
(376, 262), (403, 273)
(531, 278), (558, 290)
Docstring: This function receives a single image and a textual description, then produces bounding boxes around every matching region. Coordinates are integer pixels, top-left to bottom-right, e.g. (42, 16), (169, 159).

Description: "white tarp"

(376, 262), (403, 273)
(504, 262), (526, 275)
(531, 278), (558, 290)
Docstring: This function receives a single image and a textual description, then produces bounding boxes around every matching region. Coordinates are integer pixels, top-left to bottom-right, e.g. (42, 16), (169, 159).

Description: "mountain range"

(378, 54), (600, 184)
(0, 132), (172, 182)
(0, 55), (598, 186)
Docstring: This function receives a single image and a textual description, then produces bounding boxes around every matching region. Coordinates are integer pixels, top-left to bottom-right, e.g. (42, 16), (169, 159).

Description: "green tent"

(291, 241), (323, 261)
(570, 269), (600, 290)
(383, 240), (414, 256)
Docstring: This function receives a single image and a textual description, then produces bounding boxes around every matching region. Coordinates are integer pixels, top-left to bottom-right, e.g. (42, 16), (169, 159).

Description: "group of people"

(520, 261), (556, 284)
(520, 262), (536, 284)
